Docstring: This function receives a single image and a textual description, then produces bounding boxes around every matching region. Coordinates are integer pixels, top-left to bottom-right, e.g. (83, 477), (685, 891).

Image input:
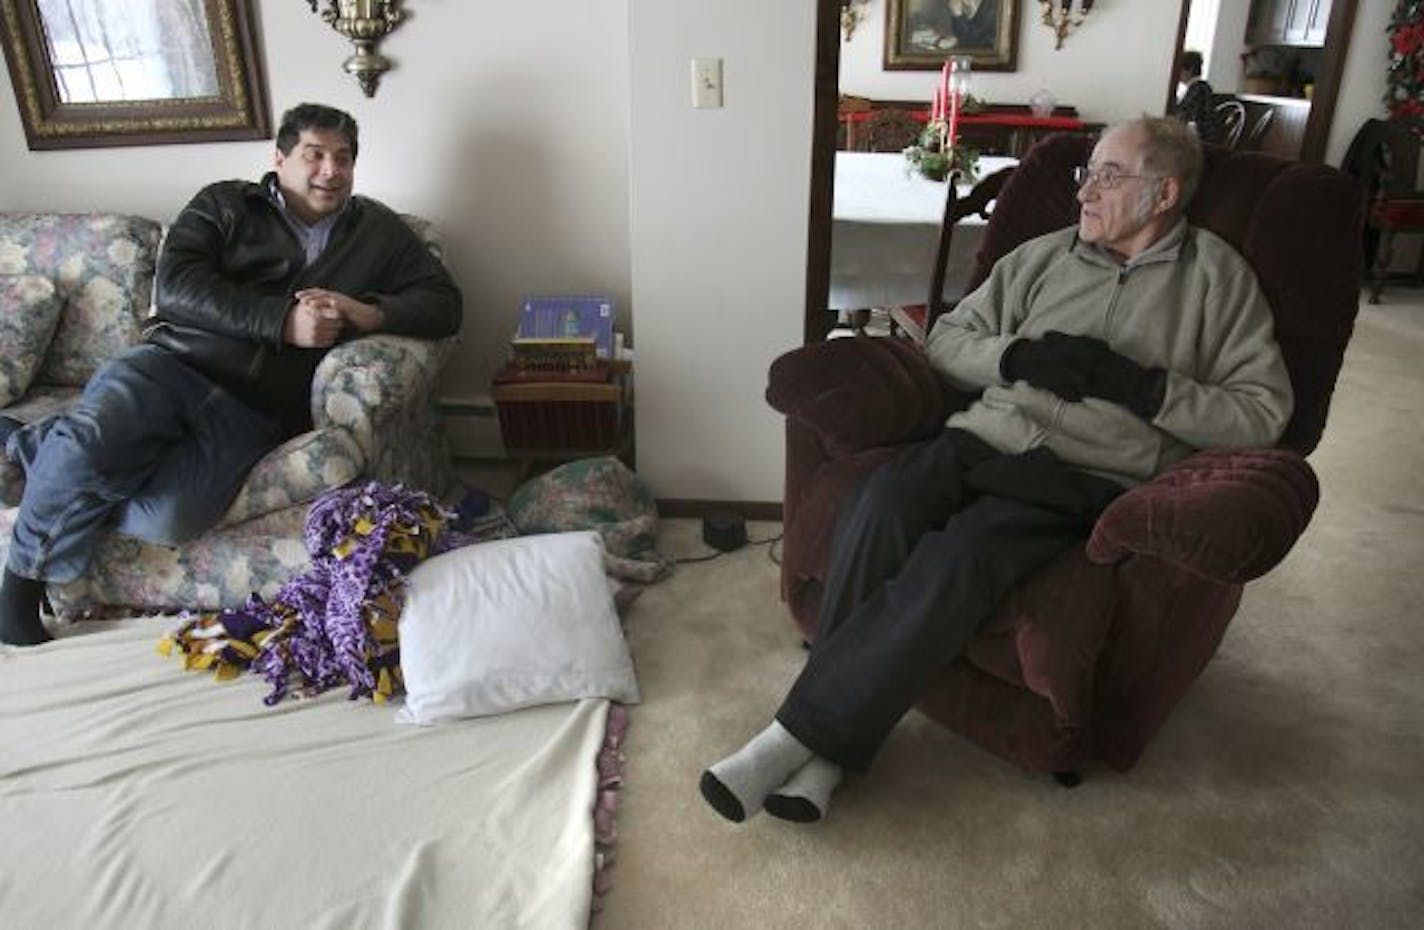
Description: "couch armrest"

(312, 334), (452, 441)
(766, 335), (960, 453)
(1085, 447), (1319, 584)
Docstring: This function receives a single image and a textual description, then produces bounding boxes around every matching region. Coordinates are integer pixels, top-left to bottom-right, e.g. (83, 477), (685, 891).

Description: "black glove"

(1002, 331), (1166, 419)
(1070, 336), (1168, 419)
(1000, 331), (1105, 402)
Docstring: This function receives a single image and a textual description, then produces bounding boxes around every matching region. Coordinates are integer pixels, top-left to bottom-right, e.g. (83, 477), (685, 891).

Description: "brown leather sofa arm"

(1085, 447), (1319, 584)
(766, 336), (960, 452)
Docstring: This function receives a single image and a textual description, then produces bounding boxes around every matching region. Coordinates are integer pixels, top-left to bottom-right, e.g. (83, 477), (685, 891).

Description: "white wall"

(626, 0), (813, 502)
(839, 0), (1183, 122)
(1207, 0), (1255, 92)
(1325, 0), (1390, 165)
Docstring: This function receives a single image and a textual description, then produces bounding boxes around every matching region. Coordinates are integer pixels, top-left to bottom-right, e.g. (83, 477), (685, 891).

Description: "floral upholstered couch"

(0, 212), (455, 618)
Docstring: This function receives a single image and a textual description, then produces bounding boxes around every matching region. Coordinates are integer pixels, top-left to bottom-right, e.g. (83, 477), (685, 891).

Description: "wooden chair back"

(1345, 118), (1424, 302)
(860, 108), (922, 153)
(1241, 108), (1274, 151)
(1213, 100), (1246, 149)
(924, 166), (1016, 331)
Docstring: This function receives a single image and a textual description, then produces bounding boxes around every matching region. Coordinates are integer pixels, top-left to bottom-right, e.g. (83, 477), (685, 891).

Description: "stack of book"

(509, 295), (616, 372)
(494, 295), (630, 460)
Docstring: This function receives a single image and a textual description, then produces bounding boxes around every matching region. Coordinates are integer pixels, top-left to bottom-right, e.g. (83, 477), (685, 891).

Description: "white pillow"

(396, 530), (640, 725)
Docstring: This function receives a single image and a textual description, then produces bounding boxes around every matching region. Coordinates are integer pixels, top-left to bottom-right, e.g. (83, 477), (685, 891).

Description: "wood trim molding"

(1301, 0), (1359, 164)
(1166, 0), (1192, 116)
(657, 499), (783, 522)
(804, 0), (842, 344)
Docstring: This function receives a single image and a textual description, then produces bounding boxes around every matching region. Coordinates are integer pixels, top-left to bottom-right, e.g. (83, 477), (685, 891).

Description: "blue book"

(519, 296), (616, 359)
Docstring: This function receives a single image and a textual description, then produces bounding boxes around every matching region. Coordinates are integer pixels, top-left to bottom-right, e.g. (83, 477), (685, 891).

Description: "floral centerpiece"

(904, 57), (979, 183)
(904, 125), (980, 183)
(1387, 1), (1424, 119)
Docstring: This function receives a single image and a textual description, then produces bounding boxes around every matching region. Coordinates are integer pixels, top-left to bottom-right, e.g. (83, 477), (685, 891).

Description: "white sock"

(700, 721), (813, 822)
(765, 756), (843, 823)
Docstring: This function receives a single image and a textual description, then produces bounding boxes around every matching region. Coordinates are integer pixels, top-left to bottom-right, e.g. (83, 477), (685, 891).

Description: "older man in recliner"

(700, 115), (1294, 825)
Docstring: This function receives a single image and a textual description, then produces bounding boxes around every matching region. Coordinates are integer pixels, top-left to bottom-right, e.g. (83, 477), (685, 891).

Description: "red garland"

(1386, 1), (1424, 119)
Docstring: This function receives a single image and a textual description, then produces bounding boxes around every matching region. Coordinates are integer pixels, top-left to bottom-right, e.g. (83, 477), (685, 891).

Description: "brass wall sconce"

(1039, 0), (1095, 51)
(840, 0), (872, 41)
(304, 1), (405, 97)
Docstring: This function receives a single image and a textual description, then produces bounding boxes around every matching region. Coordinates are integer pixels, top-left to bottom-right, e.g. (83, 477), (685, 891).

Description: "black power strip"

(701, 509), (748, 552)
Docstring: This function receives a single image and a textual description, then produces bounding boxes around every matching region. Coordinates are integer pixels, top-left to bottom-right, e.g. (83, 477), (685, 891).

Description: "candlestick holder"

(839, 0), (871, 40)
(1039, 0), (1094, 51)
(304, 0), (405, 97)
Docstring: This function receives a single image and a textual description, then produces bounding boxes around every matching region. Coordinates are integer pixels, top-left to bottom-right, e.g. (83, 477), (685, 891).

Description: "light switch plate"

(691, 57), (723, 109)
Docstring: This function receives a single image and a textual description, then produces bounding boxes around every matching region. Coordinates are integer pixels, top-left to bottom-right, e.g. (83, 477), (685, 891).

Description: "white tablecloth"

(830, 152), (1018, 312)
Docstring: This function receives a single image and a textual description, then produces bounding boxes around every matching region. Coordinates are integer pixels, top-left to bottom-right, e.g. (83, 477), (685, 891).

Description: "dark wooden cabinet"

(1303, 0), (1331, 45)
(1246, 0), (1331, 47)
(1246, 0), (1292, 44)
(838, 101), (1102, 157)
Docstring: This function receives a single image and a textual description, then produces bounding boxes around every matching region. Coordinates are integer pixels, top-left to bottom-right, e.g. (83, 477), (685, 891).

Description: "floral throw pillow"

(0, 274), (63, 407)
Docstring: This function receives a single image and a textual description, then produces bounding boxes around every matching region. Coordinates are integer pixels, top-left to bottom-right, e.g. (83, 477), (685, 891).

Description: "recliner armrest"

(312, 334), (452, 436)
(1084, 447), (1319, 584)
(766, 336), (961, 452)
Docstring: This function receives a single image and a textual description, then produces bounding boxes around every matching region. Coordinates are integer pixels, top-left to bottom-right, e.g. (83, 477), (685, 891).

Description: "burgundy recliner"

(768, 134), (1364, 776)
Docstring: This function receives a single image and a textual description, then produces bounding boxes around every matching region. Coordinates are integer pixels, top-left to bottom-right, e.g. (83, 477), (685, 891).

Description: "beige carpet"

(597, 293), (1424, 930)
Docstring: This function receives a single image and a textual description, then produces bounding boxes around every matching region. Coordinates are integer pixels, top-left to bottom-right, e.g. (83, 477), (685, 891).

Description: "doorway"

(803, 0), (1360, 344)
(1164, 0), (1359, 162)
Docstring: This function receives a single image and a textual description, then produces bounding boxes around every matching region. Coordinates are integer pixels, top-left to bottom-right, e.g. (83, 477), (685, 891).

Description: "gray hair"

(1123, 115), (1204, 209)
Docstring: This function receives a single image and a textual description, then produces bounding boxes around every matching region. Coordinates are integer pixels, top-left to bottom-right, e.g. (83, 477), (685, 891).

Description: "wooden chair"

(1348, 118), (1424, 303)
(925, 165), (1017, 331)
(1241, 108), (1275, 151)
(837, 95), (873, 151)
(860, 108), (923, 153)
(882, 166), (1017, 343)
(1212, 100), (1246, 149)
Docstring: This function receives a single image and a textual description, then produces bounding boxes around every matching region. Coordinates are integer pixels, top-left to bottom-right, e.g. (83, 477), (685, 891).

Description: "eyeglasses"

(1073, 166), (1164, 190)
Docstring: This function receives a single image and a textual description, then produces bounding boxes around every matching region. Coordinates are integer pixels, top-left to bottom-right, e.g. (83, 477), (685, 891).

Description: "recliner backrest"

(967, 133), (1364, 457)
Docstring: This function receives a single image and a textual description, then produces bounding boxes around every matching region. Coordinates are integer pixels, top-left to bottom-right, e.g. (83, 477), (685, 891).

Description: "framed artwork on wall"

(884, 0), (1019, 71)
(0, 0), (270, 150)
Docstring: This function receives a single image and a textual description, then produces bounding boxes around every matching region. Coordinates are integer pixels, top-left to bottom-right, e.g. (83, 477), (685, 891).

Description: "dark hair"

(276, 103), (359, 159)
(1179, 50), (1203, 78)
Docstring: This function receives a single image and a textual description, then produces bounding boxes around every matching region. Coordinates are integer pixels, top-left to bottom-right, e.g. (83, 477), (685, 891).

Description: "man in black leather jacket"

(1, 103), (462, 646)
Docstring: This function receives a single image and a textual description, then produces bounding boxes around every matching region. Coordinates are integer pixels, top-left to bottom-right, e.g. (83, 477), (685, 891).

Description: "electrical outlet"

(691, 57), (723, 109)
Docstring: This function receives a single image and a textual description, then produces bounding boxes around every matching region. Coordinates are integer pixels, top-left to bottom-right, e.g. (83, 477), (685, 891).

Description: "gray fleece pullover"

(925, 219), (1294, 487)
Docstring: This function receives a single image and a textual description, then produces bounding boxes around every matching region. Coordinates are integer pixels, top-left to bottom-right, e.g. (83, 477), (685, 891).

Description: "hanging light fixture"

(304, 1), (405, 97)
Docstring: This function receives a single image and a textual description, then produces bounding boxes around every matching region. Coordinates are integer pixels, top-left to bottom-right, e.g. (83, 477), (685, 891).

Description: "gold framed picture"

(884, 0), (1019, 72)
(0, 0), (270, 150)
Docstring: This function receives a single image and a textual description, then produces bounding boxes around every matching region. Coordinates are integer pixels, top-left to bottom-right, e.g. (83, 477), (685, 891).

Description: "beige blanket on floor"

(0, 618), (607, 930)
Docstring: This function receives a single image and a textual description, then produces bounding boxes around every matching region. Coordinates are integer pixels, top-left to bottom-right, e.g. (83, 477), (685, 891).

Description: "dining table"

(830, 151), (1019, 318)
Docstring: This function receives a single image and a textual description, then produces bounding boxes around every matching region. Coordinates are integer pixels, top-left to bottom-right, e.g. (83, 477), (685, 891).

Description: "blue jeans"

(5, 345), (286, 583)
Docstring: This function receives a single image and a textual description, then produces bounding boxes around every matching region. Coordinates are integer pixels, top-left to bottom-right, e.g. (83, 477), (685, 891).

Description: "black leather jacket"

(151, 174), (462, 434)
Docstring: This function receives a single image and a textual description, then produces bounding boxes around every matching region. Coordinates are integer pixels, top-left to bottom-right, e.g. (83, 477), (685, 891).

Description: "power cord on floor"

(674, 533), (783, 566)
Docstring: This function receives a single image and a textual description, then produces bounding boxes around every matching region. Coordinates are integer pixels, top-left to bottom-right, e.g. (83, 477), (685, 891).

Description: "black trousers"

(776, 429), (1124, 774)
